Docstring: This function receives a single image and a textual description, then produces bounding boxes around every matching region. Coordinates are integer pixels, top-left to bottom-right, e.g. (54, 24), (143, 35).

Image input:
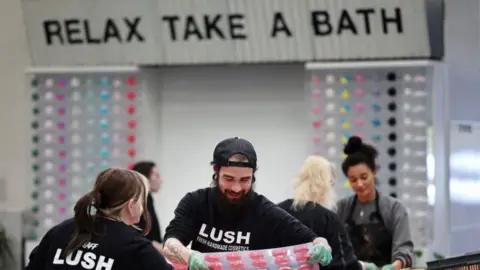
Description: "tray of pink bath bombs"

(173, 243), (320, 270)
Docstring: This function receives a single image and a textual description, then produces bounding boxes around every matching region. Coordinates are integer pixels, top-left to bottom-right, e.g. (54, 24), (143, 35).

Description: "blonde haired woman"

(278, 155), (378, 270)
(291, 155), (337, 210)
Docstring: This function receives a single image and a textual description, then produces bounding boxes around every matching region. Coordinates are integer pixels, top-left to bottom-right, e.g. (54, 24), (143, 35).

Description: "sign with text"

(21, 0), (435, 65)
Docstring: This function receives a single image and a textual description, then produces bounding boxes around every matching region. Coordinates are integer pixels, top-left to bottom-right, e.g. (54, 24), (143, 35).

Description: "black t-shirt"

(278, 199), (361, 270)
(137, 193), (163, 243)
(164, 187), (317, 252)
(26, 218), (172, 270)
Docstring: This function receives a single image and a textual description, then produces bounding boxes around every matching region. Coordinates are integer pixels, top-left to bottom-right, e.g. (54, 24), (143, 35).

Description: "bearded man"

(163, 137), (333, 269)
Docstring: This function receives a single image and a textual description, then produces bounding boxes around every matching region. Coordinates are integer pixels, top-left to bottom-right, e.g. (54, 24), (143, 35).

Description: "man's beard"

(214, 185), (254, 216)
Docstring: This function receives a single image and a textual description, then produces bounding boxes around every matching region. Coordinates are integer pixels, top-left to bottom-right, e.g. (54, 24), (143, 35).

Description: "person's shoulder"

(48, 218), (76, 235)
(123, 233), (162, 258)
(184, 187), (211, 200)
(251, 193), (281, 215)
(337, 195), (355, 206)
(378, 193), (408, 212)
(277, 198), (293, 209)
(255, 193), (277, 206)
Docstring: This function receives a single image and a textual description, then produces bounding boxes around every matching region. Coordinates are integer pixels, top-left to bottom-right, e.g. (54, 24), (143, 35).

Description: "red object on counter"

(293, 245), (309, 254)
(226, 253), (242, 261)
(248, 251), (264, 259)
(208, 262), (223, 270)
(274, 256), (290, 265)
(272, 248), (288, 257)
(299, 264), (314, 270)
(252, 259), (267, 268)
(229, 260), (244, 269)
(204, 255), (221, 262)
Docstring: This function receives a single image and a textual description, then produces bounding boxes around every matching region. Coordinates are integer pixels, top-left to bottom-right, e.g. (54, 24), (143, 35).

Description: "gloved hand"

(360, 261), (379, 270)
(381, 264), (395, 270)
(307, 242), (333, 266)
(188, 251), (210, 270)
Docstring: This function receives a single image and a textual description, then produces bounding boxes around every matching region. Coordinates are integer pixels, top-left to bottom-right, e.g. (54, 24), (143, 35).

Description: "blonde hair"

(292, 155), (337, 211)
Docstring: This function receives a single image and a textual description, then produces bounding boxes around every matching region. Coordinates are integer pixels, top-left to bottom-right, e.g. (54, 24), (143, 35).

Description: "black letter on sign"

(64, 19), (83, 44)
(311, 11), (332, 36)
(83, 20), (101, 44)
(229, 14), (247, 39)
(162, 16), (180, 41)
(184, 15), (203, 41)
(104, 18), (122, 43)
(43, 20), (63, 45)
(337, 10), (357, 35)
(381, 7), (403, 34)
(356, 8), (375, 35)
(271, 12), (292, 37)
(204, 15), (225, 40)
(125, 17), (144, 42)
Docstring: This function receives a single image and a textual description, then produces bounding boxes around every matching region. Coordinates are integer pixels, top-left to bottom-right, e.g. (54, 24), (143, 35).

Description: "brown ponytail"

(64, 168), (153, 256)
(64, 192), (97, 256)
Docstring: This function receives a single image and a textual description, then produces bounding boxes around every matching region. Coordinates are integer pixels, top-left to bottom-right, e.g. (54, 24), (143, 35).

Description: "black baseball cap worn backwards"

(212, 137), (257, 169)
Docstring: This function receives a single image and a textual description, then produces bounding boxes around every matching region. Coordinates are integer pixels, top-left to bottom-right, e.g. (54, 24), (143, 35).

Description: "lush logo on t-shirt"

(196, 223), (251, 251)
(52, 242), (114, 270)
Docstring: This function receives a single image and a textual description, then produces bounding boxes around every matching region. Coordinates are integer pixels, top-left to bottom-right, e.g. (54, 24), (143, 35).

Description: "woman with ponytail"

(26, 168), (173, 270)
(337, 136), (414, 270)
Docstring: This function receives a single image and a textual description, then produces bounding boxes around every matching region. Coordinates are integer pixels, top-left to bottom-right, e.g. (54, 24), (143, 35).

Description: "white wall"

(0, 0), (30, 209)
(143, 65), (309, 232)
(0, 1), (31, 269)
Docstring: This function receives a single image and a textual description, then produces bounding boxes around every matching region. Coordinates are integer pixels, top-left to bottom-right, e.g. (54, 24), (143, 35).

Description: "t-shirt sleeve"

(163, 193), (199, 246)
(388, 200), (414, 268)
(26, 229), (52, 270)
(134, 241), (174, 270)
(267, 205), (317, 246)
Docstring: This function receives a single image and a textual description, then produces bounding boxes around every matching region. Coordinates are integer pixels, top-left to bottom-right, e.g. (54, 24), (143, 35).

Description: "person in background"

(163, 137), (333, 270)
(132, 161), (163, 245)
(26, 168), (172, 270)
(337, 136), (414, 270)
(278, 155), (377, 270)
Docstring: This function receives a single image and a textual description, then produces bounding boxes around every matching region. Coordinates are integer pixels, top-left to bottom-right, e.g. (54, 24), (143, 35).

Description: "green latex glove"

(360, 261), (379, 270)
(307, 244), (333, 266)
(188, 251), (210, 270)
(381, 264), (395, 270)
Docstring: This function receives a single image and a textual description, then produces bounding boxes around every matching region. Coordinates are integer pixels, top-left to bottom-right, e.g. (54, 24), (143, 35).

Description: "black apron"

(344, 192), (393, 267)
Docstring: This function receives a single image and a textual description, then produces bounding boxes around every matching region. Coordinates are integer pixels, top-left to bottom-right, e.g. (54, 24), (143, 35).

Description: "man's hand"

(187, 251), (210, 270)
(307, 237), (333, 266)
(163, 238), (192, 265)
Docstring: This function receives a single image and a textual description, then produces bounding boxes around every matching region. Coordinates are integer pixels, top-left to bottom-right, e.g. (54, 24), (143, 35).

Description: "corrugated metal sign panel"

(21, 0), (161, 65)
(21, 0), (434, 66)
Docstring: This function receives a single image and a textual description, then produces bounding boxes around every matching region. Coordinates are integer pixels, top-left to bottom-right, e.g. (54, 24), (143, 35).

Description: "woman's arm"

(388, 201), (414, 269)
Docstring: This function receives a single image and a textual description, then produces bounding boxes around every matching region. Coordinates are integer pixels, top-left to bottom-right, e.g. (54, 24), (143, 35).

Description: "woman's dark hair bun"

(344, 136), (363, 155)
